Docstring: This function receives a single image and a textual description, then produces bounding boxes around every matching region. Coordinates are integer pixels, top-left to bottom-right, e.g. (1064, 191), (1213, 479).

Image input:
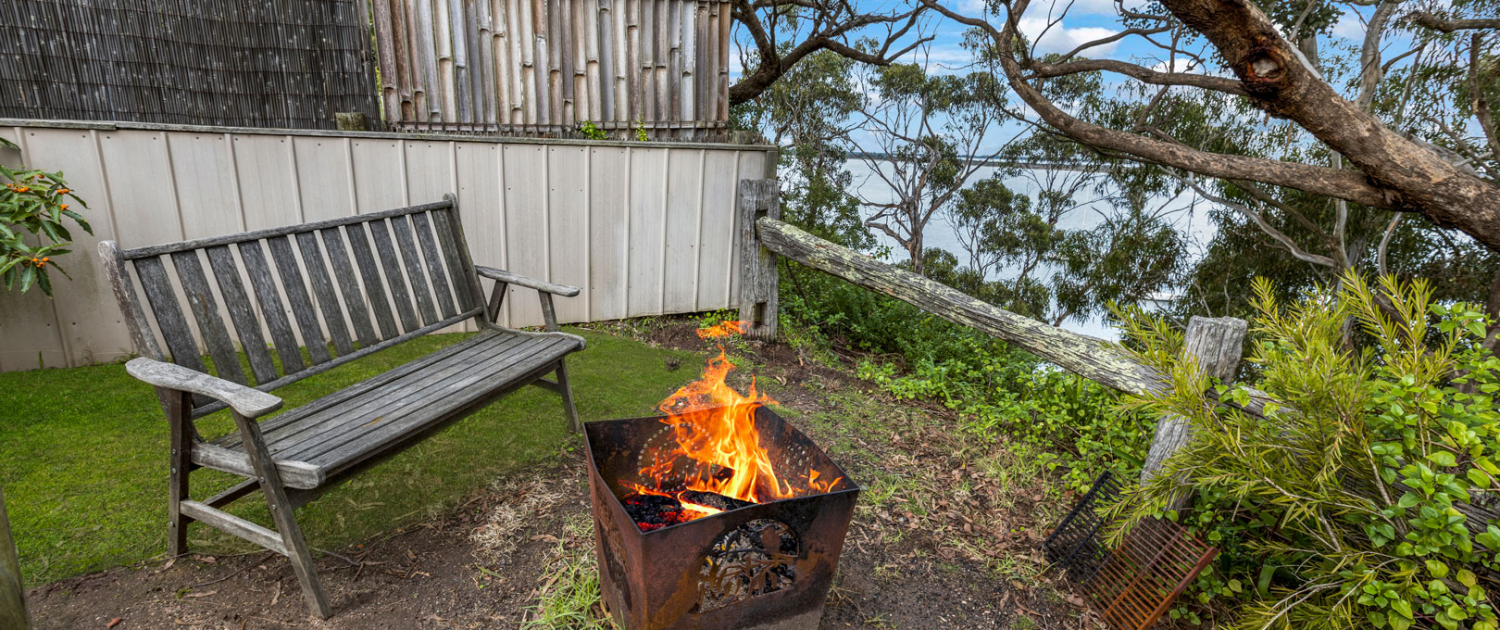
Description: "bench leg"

(555, 359), (582, 433)
(260, 477), (332, 619)
(164, 389), (193, 557)
(232, 410), (333, 619)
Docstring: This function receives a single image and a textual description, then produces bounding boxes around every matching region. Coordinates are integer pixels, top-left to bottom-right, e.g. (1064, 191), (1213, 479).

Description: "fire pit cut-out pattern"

(698, 518), (800, 611)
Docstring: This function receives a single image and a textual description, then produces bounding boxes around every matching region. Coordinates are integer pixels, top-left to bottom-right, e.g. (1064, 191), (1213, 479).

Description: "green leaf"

(1428, 559), (1450, 578)
(1458, 569), (1476, 588)
(1429, 451), (1458, 467)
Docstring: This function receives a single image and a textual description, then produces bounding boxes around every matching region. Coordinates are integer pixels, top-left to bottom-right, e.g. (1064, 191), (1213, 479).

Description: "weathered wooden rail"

(739, 192), (1255, 489)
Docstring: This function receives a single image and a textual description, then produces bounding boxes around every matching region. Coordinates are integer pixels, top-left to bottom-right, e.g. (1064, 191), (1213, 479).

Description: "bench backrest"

(101, 197), (486, 410)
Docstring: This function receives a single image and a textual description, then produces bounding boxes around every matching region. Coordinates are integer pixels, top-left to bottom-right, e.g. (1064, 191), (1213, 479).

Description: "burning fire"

(624, 322), (843, 531)
(696, 320), (750, 339)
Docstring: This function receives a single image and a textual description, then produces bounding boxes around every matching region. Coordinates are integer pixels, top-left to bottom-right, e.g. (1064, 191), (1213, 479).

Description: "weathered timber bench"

(98, 195), (584, 618)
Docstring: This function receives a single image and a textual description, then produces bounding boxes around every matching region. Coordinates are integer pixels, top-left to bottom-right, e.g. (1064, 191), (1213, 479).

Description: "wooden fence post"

(1139, 316), (1248, 496)
(0, 486), (29, 630)
(737, 179), (780, 341)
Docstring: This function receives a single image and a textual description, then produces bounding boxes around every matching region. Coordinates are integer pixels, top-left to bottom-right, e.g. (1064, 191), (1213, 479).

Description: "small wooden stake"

(0, 485), (30, 630)
(1139, 316), (1248, 504)
(736, 179), (780, 341)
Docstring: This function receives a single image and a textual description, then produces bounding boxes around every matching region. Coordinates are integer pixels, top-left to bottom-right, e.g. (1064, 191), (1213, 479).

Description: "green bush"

(1113, 274), (1500, 630)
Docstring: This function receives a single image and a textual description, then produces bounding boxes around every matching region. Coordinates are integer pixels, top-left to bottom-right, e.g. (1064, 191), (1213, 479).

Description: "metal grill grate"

(1087, 517), (1218, 630)
(1043, 473), (1219, 630)
(1042, 471), (1121, 583)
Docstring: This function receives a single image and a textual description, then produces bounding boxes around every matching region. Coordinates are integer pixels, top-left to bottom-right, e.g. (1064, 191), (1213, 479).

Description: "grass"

(0, 327), (695, 587)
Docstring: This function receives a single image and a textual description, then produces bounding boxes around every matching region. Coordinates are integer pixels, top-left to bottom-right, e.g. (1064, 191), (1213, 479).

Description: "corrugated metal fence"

(0, 0), (380, 130)
(375, 0), (733, 137)
(0, 120), (773, 372)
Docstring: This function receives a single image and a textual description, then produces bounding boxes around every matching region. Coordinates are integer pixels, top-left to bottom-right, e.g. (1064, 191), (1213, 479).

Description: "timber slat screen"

(0, 0), (379, 129)
(373, 0), (733, 138)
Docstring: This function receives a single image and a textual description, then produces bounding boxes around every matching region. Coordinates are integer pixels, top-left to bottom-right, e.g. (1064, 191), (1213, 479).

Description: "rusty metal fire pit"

(584, 406), (859, 630)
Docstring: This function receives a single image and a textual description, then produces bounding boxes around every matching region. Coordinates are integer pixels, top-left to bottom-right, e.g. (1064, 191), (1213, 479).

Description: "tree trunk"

(1139, 317), (1248, 493)
(0, 486), (30, 630)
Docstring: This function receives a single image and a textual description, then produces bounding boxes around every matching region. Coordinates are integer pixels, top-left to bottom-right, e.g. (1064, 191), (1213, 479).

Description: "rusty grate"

(1044, 473), (1219, 630)
(1086, 517), (1218, 630)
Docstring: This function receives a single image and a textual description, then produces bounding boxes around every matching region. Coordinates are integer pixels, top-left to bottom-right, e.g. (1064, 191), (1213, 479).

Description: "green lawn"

(0, 327), (695, 586)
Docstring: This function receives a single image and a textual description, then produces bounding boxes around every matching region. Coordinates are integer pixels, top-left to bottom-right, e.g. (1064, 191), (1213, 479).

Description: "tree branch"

(1407, 12), (1500, 33)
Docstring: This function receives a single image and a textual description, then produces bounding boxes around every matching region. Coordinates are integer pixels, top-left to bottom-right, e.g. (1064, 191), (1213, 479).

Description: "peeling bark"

(758, 217), (1165, 394)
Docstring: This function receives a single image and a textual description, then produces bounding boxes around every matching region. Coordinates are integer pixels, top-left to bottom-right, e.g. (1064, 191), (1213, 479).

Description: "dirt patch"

(27, 320), (1103, 629)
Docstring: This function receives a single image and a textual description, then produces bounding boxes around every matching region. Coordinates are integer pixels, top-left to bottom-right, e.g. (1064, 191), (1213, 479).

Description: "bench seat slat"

(256, 336), (530, 453)
(239, 240), (306, 373)
(201, 329), (582, 489)
(205, 245), (279, 384)
(170, 251), (249, 385)
(216, 329), (518, 449)
(269, 338), (549, 464)
(310, 338), (570, 473)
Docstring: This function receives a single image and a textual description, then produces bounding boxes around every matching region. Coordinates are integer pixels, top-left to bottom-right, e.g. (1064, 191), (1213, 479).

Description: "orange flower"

(60, 204), (68, 210)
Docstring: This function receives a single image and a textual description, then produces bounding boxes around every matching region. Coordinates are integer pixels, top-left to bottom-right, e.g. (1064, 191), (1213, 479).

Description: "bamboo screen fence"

(0, 0), (380, 130)
(372, 0), (733, 138)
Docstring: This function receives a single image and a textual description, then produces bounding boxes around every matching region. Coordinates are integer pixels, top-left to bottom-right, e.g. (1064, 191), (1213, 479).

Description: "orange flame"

(644, 348), (786, 504)
(630, 343), (847, 530)
(696, 320), (750, 339)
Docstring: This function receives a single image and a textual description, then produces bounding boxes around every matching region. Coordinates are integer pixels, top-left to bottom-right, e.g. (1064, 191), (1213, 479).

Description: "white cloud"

(1018, 17), (1121, 56)
(1331, 10), (1367, 40)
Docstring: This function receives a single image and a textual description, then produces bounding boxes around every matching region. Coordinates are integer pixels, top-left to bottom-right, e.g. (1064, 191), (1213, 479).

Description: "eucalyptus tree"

(729, 0), (933, 105)
(849, 60), (1008, 275)
(923, 0), (1500, 255)
(735, 49), (872, 249)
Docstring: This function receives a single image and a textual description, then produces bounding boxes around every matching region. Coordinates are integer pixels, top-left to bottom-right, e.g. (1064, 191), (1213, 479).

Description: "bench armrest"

(475, 265), (581, 297)
(126, 358), (283, 418)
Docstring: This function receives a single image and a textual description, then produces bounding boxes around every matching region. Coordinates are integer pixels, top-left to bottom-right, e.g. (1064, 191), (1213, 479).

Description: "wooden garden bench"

(98, 195), (584, 618)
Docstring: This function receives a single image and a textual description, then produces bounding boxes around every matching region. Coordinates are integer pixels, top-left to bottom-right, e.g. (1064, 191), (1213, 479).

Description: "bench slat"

(239, 241), (306, 373)
(279, 336), (568, 466)
(295, 232), (355, 356)
(320, 228), (379, 348)
(431, 209), (476, 311)
(260, 334), (536, 457)
(205, 245), (278, 384)
(389, 215), (441, 326)
(266, 236), (332, 365)
(215, 329), (507, 448)
(367, 220), (422, 334)
(170, 251), (249, 385)
(134, 256), (208, 374)
(343, 223), (401, 341)
(310, 340), (568, 472)
(412, 211), (459, 319)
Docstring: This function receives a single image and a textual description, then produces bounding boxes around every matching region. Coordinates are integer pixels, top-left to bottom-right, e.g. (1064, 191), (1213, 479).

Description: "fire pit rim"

(580, 409), (862, 537)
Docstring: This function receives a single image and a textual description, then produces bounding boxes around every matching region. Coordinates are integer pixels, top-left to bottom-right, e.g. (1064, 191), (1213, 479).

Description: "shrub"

(1113, 273), (1500, 630)
(1, 137), (91, 295)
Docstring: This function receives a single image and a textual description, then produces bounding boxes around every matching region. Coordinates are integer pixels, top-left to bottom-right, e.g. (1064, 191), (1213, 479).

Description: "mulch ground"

(25, 320), (1105, 630)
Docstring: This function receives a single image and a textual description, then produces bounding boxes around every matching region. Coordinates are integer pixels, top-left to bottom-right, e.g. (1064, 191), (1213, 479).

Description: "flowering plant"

(1, 137), (90, 295)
